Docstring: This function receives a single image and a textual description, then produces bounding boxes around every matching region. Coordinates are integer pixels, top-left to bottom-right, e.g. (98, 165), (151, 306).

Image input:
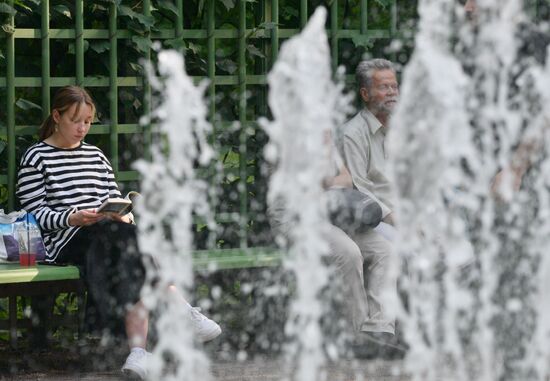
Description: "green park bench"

(0, 247), (282, 348)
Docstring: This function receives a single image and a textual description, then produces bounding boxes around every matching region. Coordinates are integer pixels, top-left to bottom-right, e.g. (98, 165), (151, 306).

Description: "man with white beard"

(339, 58), (400, 351)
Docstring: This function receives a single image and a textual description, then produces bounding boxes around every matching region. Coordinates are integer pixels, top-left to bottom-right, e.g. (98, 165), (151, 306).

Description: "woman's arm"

(18, 165), (104, 228)
(98, 151), (132, 224)
(17, 165), (76, 231)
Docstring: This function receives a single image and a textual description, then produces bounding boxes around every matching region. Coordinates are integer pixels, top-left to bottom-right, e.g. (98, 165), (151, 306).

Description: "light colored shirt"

(340, 109), (394, 218)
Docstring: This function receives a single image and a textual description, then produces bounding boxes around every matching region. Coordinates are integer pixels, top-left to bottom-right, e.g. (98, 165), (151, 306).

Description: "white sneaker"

(189, 306), (222, 342)
(121, 349), (151, 380)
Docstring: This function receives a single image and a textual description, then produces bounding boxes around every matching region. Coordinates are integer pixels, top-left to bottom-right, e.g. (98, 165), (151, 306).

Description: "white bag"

(0, 210), (46, 262)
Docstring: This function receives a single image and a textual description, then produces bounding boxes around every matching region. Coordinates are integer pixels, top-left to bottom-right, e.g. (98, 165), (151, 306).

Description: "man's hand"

(491, 167), (523, 202)
(68, 209), (105, 226)
(382, 212), (395, 226)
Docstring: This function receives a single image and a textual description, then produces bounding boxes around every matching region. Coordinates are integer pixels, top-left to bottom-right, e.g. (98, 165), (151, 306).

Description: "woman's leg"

(166, 285), (222, 342)
(57, 221), (149, 342)
(126, 301), (149, 349)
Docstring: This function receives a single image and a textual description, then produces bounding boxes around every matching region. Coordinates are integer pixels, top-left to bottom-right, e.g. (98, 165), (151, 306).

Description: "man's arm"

(342, 133), (392, 218)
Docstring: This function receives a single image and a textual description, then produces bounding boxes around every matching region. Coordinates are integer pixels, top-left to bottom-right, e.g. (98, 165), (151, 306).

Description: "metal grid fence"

(1, 0), (415, 249)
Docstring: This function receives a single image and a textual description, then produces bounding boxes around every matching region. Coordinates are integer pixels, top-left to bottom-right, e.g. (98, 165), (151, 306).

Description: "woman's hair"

(39, 86), (96, 140)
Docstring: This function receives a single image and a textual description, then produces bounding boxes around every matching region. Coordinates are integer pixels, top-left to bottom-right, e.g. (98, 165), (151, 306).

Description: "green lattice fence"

(0, 0), (420, 252)
(0, 1), (421, 249)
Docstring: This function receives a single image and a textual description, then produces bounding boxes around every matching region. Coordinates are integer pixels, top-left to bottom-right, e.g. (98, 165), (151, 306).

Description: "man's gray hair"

(356, 59), (396, 91)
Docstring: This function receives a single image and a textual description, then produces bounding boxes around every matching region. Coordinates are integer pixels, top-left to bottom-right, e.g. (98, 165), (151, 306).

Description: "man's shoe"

(364, 332), (407, 359)
(189, 306), (222, 342)
(352, 332), (407, 360)
(121, 349), (151, 380)
(363, 332), (405, 349)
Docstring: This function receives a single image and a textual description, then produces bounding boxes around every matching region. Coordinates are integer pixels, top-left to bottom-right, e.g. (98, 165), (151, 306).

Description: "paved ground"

(1, 357), (409, 381)
(0, 333), (410, 381)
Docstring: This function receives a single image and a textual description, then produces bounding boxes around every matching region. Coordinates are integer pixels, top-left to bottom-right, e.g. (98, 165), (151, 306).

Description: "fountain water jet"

(135, 50), (215, 381)
(390, 0), (550, 380)
(127, 1), (550, 380)
(262, 7), (351, 381)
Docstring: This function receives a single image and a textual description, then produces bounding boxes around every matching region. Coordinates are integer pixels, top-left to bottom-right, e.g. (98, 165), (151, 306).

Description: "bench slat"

(0, 263), (80, 284)
(0, 247), (283, 285)
(192, 247), (283, 270)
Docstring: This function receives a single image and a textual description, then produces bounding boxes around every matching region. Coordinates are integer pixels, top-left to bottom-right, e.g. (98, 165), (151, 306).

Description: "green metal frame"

(0, 0), (411, 249)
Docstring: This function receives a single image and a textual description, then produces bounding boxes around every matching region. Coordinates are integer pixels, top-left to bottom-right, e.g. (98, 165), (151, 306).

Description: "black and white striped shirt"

(16, 141), (121, 262)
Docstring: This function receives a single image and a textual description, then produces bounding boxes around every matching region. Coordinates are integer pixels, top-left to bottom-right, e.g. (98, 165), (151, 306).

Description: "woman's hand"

(107, 213), (132, 224)
(68, 209), (105, 226)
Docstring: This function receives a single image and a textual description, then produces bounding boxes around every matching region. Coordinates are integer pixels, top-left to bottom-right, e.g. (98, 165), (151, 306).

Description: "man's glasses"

(376, 84), (399, 92)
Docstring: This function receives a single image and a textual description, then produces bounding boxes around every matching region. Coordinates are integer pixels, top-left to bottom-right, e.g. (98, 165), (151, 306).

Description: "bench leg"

(77, 292), (87, 340)
(9, 296), (17, 349)
(30, 295), (55, 349)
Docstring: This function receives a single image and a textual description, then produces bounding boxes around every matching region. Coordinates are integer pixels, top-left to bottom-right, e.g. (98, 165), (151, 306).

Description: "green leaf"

(118, 5), (138, 18)
(13, 0), (32, 12)
(282, 6), (298, 20)
(196, 223), (208, 232)
(127, 20), (148, 35)
(219, 0), (235, 10)
(15, 98), (42, 111)
(198, 0), (206, 15)
(67, 40), (89, 55)
(216, 59), (237, 74)
(156, 0), (178, 15)
(1, 24), (15, 34)
(131, 36), (152, 53)
(90, 40), (110, 54)
(351, 35), (374, 49)
(373, 0), (391, 7)
(0, 3), (16, 16)
(246, 44), (265, 58)
(21, 0), (40, 6)
(136, 13), (155, 28)
(222, 149), (240, 169)
(91, 4), (109, 12)
(248, 22), (277, 38)
(0, 140), (6, 155)
(0, 49), (4, 60)
(258, 21), (276, 30)
(118, 5), (155, 28)
(132, 98), (142, 110)
(52, 4), (71, 19)
(187, 41), (201, 55)
(164, 38), (186, 50)
(129, 62), (143, 73)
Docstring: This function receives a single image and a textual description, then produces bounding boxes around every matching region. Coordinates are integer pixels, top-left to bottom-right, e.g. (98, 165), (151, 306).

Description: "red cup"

(19, 252), (37, 267)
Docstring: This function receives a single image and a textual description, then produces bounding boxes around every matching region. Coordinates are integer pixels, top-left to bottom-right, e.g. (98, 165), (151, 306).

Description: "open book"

(97, 191), (140, 216)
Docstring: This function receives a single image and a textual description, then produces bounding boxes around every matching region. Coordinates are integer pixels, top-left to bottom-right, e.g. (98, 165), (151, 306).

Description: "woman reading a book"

(16, 86), (220, 380)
